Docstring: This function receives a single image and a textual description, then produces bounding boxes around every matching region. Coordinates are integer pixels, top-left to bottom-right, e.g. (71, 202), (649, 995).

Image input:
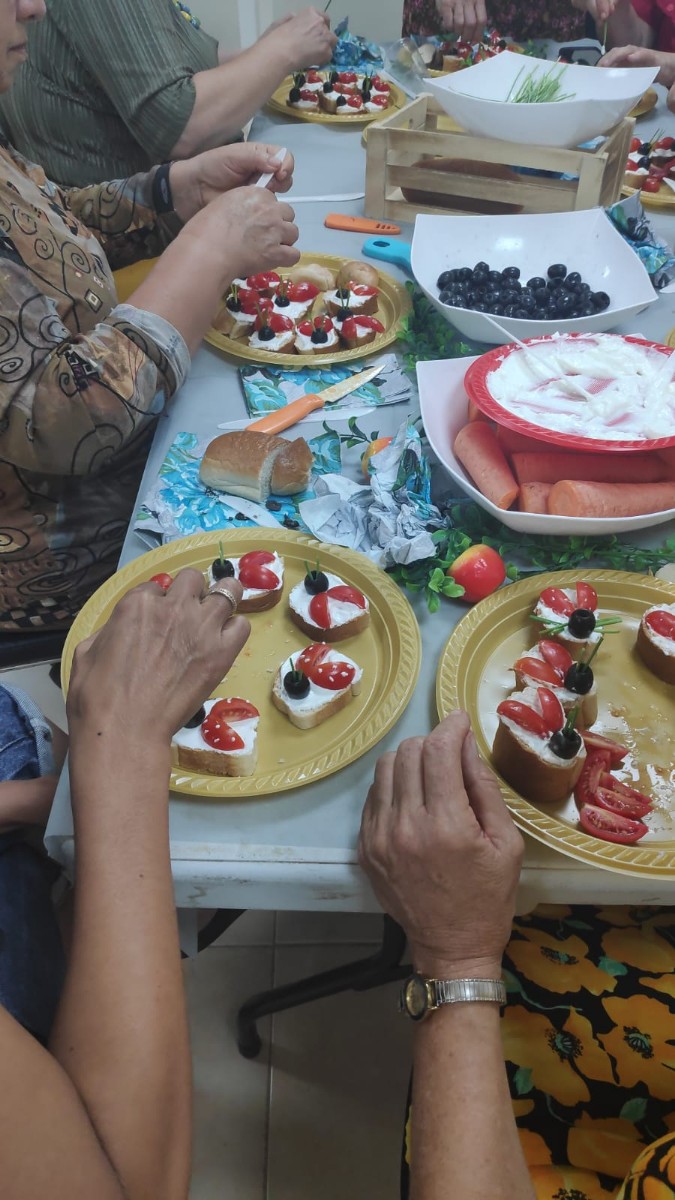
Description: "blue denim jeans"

(0, 685), (65, 1041)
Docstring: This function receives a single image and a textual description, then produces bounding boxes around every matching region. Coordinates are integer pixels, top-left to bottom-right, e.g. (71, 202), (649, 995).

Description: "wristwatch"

(399, 974), (506, 1021)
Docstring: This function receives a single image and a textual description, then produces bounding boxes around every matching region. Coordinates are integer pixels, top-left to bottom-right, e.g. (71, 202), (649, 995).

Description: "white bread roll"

(199, 431), (312, 503)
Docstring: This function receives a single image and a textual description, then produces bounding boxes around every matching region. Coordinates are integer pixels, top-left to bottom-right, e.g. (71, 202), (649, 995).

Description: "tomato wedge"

(576, 582), (598, 612)
(246, 271), (280, 292)
(580, 730), (628, 767)
(538, 639), (574, 675)
(599, 773), (651, 808)
(513, 656), (562, 686)
(645, 609), (675, 641)
(287, 282), (319, 303)
(537, 686), (564, 733)
(540, 587), (574, 616)
(308, 592), (331, 628)
(149, 572), (173, 591)
(200, 697), (258, 751)
(496, 700), (548, 738)
(209, 698), (259, 721)
(327, 585), (367, 609)
(238, 563), (279, 591)
(579, 804), (648, 845)
(312, 661), (357, 690)
(574, 749), (610, 810)
(239, 551), (275, 567)
(595, 787), (652, 821)
(296, 643), (330, 676)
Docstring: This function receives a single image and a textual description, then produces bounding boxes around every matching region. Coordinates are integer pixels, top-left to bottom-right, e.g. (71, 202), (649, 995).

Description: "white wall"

(188, 1), (404, 50)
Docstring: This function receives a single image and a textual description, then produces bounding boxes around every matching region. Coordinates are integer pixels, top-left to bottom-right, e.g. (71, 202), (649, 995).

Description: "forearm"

(0, 778), (57, 831)
(607, 2), (654, 47)
(66, 171), (180, 269)
(127, 235), (232, 355)
(411, 999), (534, 1200)
(172, 39), (294, 158)
(49, 735), (191, 1200)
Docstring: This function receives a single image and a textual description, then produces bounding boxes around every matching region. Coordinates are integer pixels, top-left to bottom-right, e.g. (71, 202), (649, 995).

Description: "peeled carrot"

(548, 479), (675, 518)
(453, 421), (519, 510)
(467, 398), (487, 422)
(519, 482), (551, 514)
(512, 452), (664, 486)
(494, 425), (549, 454)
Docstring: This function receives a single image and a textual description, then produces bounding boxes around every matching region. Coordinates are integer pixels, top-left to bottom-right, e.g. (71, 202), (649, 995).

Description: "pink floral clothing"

(402, 0), (585, 41)
(632, 0), (675, 51)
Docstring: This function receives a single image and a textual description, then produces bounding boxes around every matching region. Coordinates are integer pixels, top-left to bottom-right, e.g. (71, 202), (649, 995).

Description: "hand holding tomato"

(358, 711), (524, 979)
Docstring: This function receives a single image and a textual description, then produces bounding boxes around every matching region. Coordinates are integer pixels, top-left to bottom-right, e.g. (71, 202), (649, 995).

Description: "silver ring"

(207, 584), (239, 616)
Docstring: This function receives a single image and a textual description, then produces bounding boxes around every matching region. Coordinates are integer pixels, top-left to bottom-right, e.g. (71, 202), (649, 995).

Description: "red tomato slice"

(645, 609), (675, 640)
(496, 700), (548, 738)
(296, 643), (330, 676)
(297, 320), (313, 336)
(580, 730), (628, 767)
(339, 71), (358, 82)
(355, 315), (385, 331)
(351, 284), (378, 297)
(209, 698), (259, 721)
(625, 160), (641, 173)
(287, 282), (319, 302)
(595, 786), (652, 821)
(538, 639), (574, 675)
(201, 718), (245, 751)
(630, 137), (641, 152)
(306, 69), (322, 83)
(656, 135), (675, 149)
(579, 804), (648, 845)
(513, 656), (562, 686)
(308, 592), (331, 628)
(539, 587), (574, 616)
(263, 312), (294, 333)
(150, 572), (173, 591)
(574, 749), (611, 810)
(299, 89), (318, 102)
(239, 550), (275, 568)
(247, 271), (280, 292)
(334, 82), (353, 94)
(599, 773), (652, 810)
(576, 582), (598, 612)
(642, 176), (662, 193)
(340, 318), (359, 339)
(241, 295), (272, 316)
(327, 584), (367, 609)
(372, 80), (390, 93)
(347, 96), (364, 109)
(312, 661), (357, 690)
(239, 563), (279, 590)
(371, 95), (389, 107)
(537, 686), (564, 733)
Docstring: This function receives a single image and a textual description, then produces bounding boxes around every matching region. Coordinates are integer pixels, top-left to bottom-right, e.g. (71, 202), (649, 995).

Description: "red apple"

(447, 544), (506, 603)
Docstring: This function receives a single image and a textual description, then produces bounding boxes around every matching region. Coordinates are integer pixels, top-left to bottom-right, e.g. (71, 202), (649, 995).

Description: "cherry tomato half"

(327, 585), (367, 609)
(238, 563), (279, 591)
(308, 592), (331, 629)
(296, 643), (330, 677)
(312, 661), (356, 691)
(537, 686), (564, 733)
(496, 700), (548, 738)
(539, 587), (574, 617)
(578, 804), (648, 845)
(149, 572), (173, 591)
(576, 582), (598, 612)
(513, 656), (562, 687)
(209, 698), (259, 722)
(642, 176), (663, 193)
(538, 639), (574, 676)
(645, 609), (675, 641)
(447, 544), (506, 604)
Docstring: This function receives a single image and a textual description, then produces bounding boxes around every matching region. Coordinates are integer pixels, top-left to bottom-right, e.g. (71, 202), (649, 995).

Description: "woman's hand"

(170, 143), (294, 223)
(265, 7), (337, 71)
(435, 0), (488, 44)
(181, 184), (300, 282)
(359, 711), (523, 979)
(67, 570), (250, 746)
(600, 43), (675, 85)
(571, 0), (620, 24)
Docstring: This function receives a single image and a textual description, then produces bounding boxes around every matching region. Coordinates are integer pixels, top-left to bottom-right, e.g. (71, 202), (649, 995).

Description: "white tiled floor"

(2, 665), (413, 1199)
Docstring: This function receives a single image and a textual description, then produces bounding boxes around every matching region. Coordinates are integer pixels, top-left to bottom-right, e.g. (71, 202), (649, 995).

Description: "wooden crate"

(365, 94), (634, 221)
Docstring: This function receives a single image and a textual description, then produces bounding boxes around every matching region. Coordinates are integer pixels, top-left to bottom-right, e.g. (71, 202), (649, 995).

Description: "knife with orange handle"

(248, 365), (383, 435)
(324, 214), (401, 234)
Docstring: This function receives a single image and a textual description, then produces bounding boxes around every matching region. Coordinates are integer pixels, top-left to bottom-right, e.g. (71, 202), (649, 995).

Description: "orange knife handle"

(248, 393), (323, 435)
(324, 214), (401, 234)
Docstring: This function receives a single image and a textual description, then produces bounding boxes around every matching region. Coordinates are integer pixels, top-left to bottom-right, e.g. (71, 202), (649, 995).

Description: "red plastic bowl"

(464, 333), (675, 453)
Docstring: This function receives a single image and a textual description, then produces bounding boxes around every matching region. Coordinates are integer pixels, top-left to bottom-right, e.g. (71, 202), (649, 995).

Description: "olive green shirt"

(0, 0), (218, 188)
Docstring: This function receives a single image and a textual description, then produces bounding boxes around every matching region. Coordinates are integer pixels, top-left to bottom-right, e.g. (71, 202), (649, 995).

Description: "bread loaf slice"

(199, 431), (312, 502)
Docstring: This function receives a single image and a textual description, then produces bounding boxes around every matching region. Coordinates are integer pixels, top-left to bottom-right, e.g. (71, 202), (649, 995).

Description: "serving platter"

(267, 75), (406, 125)
(464, 333), (675, 452)
(622, 180), (675, 211)
(61, 530), (422, 799)
(205, 251), (411, 369)
(630, 86), (658, 118)
(437, 569), (675, 878)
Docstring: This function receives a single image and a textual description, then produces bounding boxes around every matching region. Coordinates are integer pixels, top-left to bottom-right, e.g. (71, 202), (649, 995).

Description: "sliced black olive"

(568, 608), (596, 637)
(311, 329), (329, 344)
(185, 706), (206, 729)
(284, 671), (310, 700)
(548, 728), (582, 759)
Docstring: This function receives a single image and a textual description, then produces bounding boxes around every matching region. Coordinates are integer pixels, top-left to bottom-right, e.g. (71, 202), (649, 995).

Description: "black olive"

(547, 277), (563, 291)
(437, 270), (454, 289)
(638, 141), (651, 154)
(284, 670), (310, 700)
(555, 291), (575, 313)
(294, 73), (306, 87)
(638, 155), (651, 170)
(335, 287), (352, 301)
(226, 295), (242, 313)
(519, 292), (536, 312)
(501, 265), (520, 280)
(185, 706), (206, 729)
(311, 329), (329, 343)
(289, 86), (302, 103)
(568, 608), (596, 637)
(438, 289), (454, 305)
(533, 287), (548, 304)
(473, 301), (487, 312)
(305, 570), (329, 594)
(330, 70), (339, 85)
(258, 326), (276, 341)
(487, 269), (502, 285)
(565, 271), (582, 288)
(335, 306), (353, 321)
(564, 663), (594, 695)
(580, 304), (595, 317)
(474, 260), (490, 275)
(235, 513), (247, 522)
(548, 263), (567, 279)
(336, 95), (347, 107)
(457, 267), (473, 282)
(591, 291), (610, 311)
(212, 558), (235, 579)
(498, 38), (507, 48)
(323, 81), (333, 93)
(527, 276), (546, 291)
(548, 727), (582, 760)
(504, 304), (520, 318)
(275, 294), (290, 307)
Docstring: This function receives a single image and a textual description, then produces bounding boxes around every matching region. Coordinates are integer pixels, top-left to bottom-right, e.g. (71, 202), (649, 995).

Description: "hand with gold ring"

(68, 568), (250, 745)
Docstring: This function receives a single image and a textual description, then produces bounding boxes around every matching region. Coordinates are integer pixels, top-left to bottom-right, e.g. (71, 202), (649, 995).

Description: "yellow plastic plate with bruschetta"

(61, 529), (421, 799)
(266, 75), (406, 125)
(437, 569), (675, 877)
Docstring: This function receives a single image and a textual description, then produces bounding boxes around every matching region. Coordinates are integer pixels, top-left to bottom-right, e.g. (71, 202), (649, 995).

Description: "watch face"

(404, 976), (429, 1020)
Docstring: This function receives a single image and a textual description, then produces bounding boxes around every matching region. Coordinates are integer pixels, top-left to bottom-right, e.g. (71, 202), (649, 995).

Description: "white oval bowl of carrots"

(418, 356), (675, 534)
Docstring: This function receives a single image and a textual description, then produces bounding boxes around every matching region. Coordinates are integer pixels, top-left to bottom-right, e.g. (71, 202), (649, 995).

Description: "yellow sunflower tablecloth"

(403, 906), (675, 1200)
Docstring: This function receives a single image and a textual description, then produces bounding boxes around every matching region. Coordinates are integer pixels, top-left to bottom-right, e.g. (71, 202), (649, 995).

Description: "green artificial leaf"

(514, 1067), (534, 1096)
(598, 956), (628, 977)
(620, 1098), (648, 1123)
(427, 591), (441, 614)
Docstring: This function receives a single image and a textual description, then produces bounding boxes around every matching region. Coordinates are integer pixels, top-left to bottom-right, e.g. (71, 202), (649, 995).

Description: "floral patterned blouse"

(402, 0), (586, 42)
(0, 141), (189, 632)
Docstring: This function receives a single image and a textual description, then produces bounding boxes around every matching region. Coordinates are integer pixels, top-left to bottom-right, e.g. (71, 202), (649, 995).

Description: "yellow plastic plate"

(62, 530), (422, 799)
(267, 76), (406, 125)
(630, 87), (658, 118)
(205, 251), (411, 369)
(436, 569), (675, 877)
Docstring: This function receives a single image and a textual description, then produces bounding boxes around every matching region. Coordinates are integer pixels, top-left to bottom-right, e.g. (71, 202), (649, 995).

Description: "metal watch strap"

(430, 978), (506, 1008)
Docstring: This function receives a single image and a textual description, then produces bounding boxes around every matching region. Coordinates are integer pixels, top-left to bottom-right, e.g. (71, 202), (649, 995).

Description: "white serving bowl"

(417, 356), (675, 535)
(424, 52), (657, 147)
(411, 209), (657, 346)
